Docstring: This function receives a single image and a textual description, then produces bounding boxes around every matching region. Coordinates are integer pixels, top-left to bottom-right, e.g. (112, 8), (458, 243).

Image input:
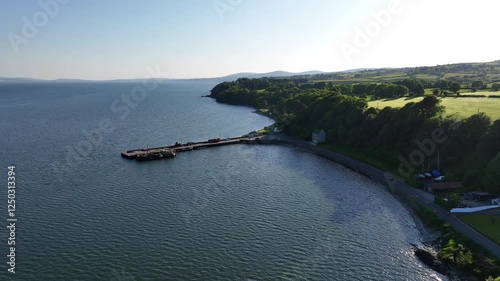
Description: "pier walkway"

(121, 136), (263, 160)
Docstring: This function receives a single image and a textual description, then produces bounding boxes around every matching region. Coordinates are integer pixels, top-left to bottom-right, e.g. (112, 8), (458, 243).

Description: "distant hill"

(0, 70), (326, 84)
(307, 61), (500, 85)
(2, 60), (499, 84)
(0, 77), (96, 83)
(217, 70), (325, 81)
(51, 78), (91, 83)
(0, 77), (45, 83)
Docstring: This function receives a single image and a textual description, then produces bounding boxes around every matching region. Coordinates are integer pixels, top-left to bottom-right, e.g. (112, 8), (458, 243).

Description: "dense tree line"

(210, 78), (500, 195)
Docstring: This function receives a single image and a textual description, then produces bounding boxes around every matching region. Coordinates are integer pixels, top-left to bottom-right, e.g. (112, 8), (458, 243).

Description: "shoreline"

(256, 134), (483, 280)
(257, 133), (500, 255)
(258, 134), (437, 234)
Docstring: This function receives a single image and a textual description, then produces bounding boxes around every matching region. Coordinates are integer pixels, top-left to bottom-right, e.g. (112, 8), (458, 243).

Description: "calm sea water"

(0, 81), (444, 280)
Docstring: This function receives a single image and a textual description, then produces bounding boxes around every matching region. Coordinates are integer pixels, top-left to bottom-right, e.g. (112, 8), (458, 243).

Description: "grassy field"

(455, 90), (500, 95)
(460, 215), (500, 244)
(307, 60), (500, 86)
(368, 96), (500, 120)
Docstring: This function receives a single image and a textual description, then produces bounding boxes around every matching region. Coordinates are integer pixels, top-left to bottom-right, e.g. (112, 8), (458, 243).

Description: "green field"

(309, 61), (500, 84)
(460, 215), (500, 244)
(368, 96), (500, 120)
(454, 90), (500, 95)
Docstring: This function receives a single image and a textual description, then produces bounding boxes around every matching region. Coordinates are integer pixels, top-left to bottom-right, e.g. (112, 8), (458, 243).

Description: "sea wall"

(257, 135), (419, 209)
(261, 136), (389, 187)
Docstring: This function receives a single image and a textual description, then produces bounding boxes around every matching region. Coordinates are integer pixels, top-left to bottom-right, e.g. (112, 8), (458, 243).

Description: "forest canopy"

(210, 78), (500, 194)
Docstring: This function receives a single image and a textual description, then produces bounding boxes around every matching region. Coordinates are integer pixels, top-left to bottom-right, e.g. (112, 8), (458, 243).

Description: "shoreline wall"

(255, 134), (500, 258)
(258, 135), (421, 212)
(261, 136), (391, 189)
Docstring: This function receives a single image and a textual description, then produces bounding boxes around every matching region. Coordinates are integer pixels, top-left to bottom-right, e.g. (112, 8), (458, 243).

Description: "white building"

(248, 131), (260, 137)
(312, 129), (326, 144)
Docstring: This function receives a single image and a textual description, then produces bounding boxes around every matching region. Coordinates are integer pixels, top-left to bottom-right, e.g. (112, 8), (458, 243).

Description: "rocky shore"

(408, 212), (482, 281)
(411, 241), (480, 281)
(397, 179), (481, 280)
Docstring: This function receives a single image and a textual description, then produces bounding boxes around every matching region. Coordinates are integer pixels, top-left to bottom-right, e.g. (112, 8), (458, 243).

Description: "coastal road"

(396, 181), (500, 258)
(263, 134), (500, 258)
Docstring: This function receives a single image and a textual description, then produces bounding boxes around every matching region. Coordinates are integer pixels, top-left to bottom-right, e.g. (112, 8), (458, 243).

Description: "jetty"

(121, 136), (264, 161)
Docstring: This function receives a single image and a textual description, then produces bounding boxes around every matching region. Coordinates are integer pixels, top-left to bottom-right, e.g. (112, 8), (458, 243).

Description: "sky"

(0, 0), (499, 80)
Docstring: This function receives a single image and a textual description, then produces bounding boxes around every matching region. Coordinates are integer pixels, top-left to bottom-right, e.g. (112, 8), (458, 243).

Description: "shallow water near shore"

(0, 81), (446, 280)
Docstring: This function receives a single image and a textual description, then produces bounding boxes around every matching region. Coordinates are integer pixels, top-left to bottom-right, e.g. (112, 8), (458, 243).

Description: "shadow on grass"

(404, 96), (423, 101)
(377, 96), (424, 102)
(380, 97), (403, 101)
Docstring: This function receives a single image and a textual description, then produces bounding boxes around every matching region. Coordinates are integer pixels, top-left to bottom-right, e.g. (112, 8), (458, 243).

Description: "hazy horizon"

(1, 0), (499, 80)
(2, 60), (500, 81)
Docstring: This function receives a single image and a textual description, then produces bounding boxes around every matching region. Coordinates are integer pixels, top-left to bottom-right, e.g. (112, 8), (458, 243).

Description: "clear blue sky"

(1, 0), (499, 80)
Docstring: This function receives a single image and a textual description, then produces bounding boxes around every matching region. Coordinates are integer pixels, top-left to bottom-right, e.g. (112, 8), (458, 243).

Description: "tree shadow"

(380, 97), (403, 101)
(404, 96), (423, 101)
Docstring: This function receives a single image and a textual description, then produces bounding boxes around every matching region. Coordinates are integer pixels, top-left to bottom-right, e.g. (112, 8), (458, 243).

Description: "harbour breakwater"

(121, 136), (263, 160)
